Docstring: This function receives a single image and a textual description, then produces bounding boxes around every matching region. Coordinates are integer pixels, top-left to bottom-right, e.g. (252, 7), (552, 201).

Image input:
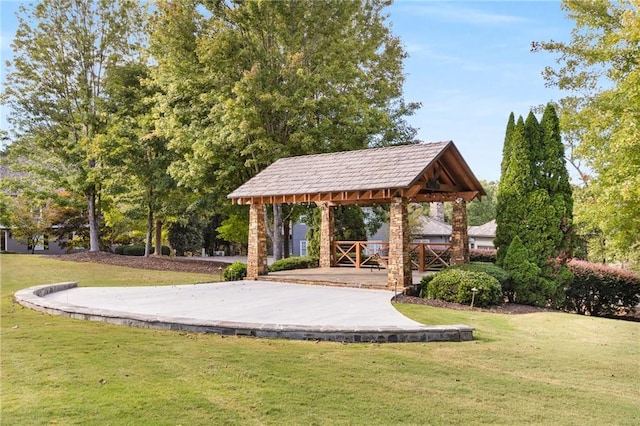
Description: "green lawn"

(1, 254), (638, 425)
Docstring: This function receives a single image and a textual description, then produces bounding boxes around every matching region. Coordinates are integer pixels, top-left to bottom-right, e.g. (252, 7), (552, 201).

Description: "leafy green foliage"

(496, 105), (574, 306)
(534, 1), (639, 270)
(168, 216), (204, 256)
(502, 236), (547, 305)
(467, 180), (498, 226)
(564, 259), (640, 317)
(495, 116), (533, 265)
(4, 0), (148, 251)
(223, 262), (247, 281)
(425, 269), (503, 308)
(4, 196), (55, 254)
(150, 0), (419, 256)
(268, 256), (318, 272)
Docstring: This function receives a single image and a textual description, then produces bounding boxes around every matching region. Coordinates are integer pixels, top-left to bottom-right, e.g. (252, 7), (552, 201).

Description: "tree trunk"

(87, 188), (100, 252)
(144, 206), (153, 257)
(272, 203), (283, 261)
(283, 218), (290, 258)
(154, 219), (163, 256)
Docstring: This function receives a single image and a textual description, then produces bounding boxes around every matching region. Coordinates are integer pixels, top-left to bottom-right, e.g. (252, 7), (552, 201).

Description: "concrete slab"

(14, 281), (474, 343)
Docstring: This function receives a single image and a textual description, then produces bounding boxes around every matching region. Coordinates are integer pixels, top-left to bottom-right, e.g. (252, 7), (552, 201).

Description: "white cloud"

(402, 3), (531, 26)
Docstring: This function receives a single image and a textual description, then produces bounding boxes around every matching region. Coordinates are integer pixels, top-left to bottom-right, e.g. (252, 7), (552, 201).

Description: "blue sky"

(0, 0), (573, 182)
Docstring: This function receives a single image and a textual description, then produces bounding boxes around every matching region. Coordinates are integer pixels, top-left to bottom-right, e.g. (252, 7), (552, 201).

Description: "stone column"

(247, 203), (268, 279)
(319, 203), (335, 268)
(450, 198), (470, 265)
(387, 197), (412, 290)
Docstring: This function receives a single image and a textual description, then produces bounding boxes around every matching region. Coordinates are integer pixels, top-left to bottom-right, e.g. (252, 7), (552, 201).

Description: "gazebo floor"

(260, 267), (433, 291)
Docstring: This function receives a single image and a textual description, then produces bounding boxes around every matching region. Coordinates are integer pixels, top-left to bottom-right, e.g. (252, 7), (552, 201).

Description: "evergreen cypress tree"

(499, 112), (515, 179)
(496, 104), (575, 306)
(495, 116), (533, 265)
(540, 104), (573, 259)
(524, 111), (543, 184)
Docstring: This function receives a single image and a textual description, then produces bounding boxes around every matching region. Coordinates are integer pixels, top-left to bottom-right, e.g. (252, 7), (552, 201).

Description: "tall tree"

(3, 0), (147, 251)
(495, 116), (533, 265)
(533, 0), (639, 270)
(100, 62), (180, 257)
(151, 0), (419, 260)
(496, 105), (574, 305)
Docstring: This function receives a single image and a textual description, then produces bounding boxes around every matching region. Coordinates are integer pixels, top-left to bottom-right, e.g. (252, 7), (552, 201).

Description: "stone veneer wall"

(450, 198), (470, 265)
(247, 204), (268, 279)
(387, 197), (412, 290)
(319, 203), (335, 268)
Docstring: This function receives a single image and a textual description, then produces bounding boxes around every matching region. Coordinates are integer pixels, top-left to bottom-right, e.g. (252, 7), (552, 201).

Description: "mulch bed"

(54, 252), (231, 275)
(392, 294), (557, 314)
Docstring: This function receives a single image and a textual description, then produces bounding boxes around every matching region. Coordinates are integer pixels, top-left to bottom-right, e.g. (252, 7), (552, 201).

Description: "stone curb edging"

(14, 282), (474, 343)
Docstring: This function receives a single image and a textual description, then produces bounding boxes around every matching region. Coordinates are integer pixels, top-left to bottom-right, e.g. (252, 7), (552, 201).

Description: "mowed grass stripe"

(1, 254), (639, 425)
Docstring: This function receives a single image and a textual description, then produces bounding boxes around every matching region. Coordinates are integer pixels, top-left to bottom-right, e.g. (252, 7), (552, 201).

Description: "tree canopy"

(533, 0), (639, 270)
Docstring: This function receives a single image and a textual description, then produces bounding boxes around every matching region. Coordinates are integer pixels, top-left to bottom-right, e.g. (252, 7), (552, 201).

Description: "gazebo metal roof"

(228, 141), (485, 205)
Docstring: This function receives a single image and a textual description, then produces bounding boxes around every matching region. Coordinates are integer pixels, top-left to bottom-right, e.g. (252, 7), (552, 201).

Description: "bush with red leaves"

(565, 259), (640, 317)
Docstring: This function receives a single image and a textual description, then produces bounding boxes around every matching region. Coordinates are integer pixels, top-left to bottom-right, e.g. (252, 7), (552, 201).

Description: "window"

(300, 240), (308, 257)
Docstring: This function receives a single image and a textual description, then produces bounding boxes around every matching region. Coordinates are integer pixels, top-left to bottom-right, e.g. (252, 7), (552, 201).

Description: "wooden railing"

(334, 241), (452, 272)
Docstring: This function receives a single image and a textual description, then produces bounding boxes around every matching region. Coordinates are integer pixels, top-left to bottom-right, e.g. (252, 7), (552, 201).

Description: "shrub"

(419, 274), (436, 298)
(470, 249), (497, 263)
(449, 261), (513, 302)
(502, 236), (549, 306)
(564, 259), (640, 317)
(426, 269), (503, 307)
(223, 262), (247, 281)
(269, 256), (318, 272)
(115, 245), (170, 256)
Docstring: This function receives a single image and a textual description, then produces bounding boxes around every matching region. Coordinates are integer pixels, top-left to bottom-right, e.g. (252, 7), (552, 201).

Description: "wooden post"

(319, 203), (335, 268)
(387, 197), (412, 290)
(247, 203), (268, 279)
(450, 198), (470, 265)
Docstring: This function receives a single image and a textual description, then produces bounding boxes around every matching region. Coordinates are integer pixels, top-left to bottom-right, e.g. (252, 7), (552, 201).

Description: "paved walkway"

(15, 280), (473, 343)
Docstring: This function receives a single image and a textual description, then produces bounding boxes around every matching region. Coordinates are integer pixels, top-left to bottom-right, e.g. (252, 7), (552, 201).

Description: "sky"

(0, 0), (573, 182)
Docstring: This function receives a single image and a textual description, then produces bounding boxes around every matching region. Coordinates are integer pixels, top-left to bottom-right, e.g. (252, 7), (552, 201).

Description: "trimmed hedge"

(448, 262), (511, 287)
(425, 269), (503, 307)
(564, 259), (640, 317)
(469, 249), (497, 263)
(223, 262), (247, 281)
(114, 245), (171, 256)
(268, 256), (318, 272)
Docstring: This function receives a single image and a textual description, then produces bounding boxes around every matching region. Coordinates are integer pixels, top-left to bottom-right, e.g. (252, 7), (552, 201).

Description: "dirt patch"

(54, 252), (231, 275)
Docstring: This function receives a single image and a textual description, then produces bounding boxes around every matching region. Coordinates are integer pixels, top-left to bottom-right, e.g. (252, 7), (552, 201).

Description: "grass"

(1, 253), (639, 425)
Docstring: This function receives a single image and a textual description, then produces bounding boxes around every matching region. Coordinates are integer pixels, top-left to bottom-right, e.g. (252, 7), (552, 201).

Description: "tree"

(3, 0), (148, 252)
(100, 62), (181, 257)
(533, 0), (639, 270)
(467, 180), (498, 226)
(502, 236), (543, 305)
(495, 116), (533, 265)
(151, 0), (419, 260)
(495, 106), (574, 306)
(6, 196), (55, 254)
(168, 215), (204, 257)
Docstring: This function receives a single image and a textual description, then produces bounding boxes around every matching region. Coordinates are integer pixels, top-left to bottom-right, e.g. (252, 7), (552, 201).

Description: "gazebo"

(228, 141), (486, 290)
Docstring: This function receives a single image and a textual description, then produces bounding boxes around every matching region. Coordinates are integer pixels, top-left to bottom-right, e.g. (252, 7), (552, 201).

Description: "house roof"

(228, 141), (485, 205)
(414, 215), (452, 236)
(468, 219), (497, 238)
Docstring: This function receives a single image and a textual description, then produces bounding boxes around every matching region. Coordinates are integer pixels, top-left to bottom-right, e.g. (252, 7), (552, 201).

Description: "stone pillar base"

(247, 204), (268, 279)
(450, 198), (469, 265)
(387, 197), (412, 290)
(319, 203), (335, 268)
